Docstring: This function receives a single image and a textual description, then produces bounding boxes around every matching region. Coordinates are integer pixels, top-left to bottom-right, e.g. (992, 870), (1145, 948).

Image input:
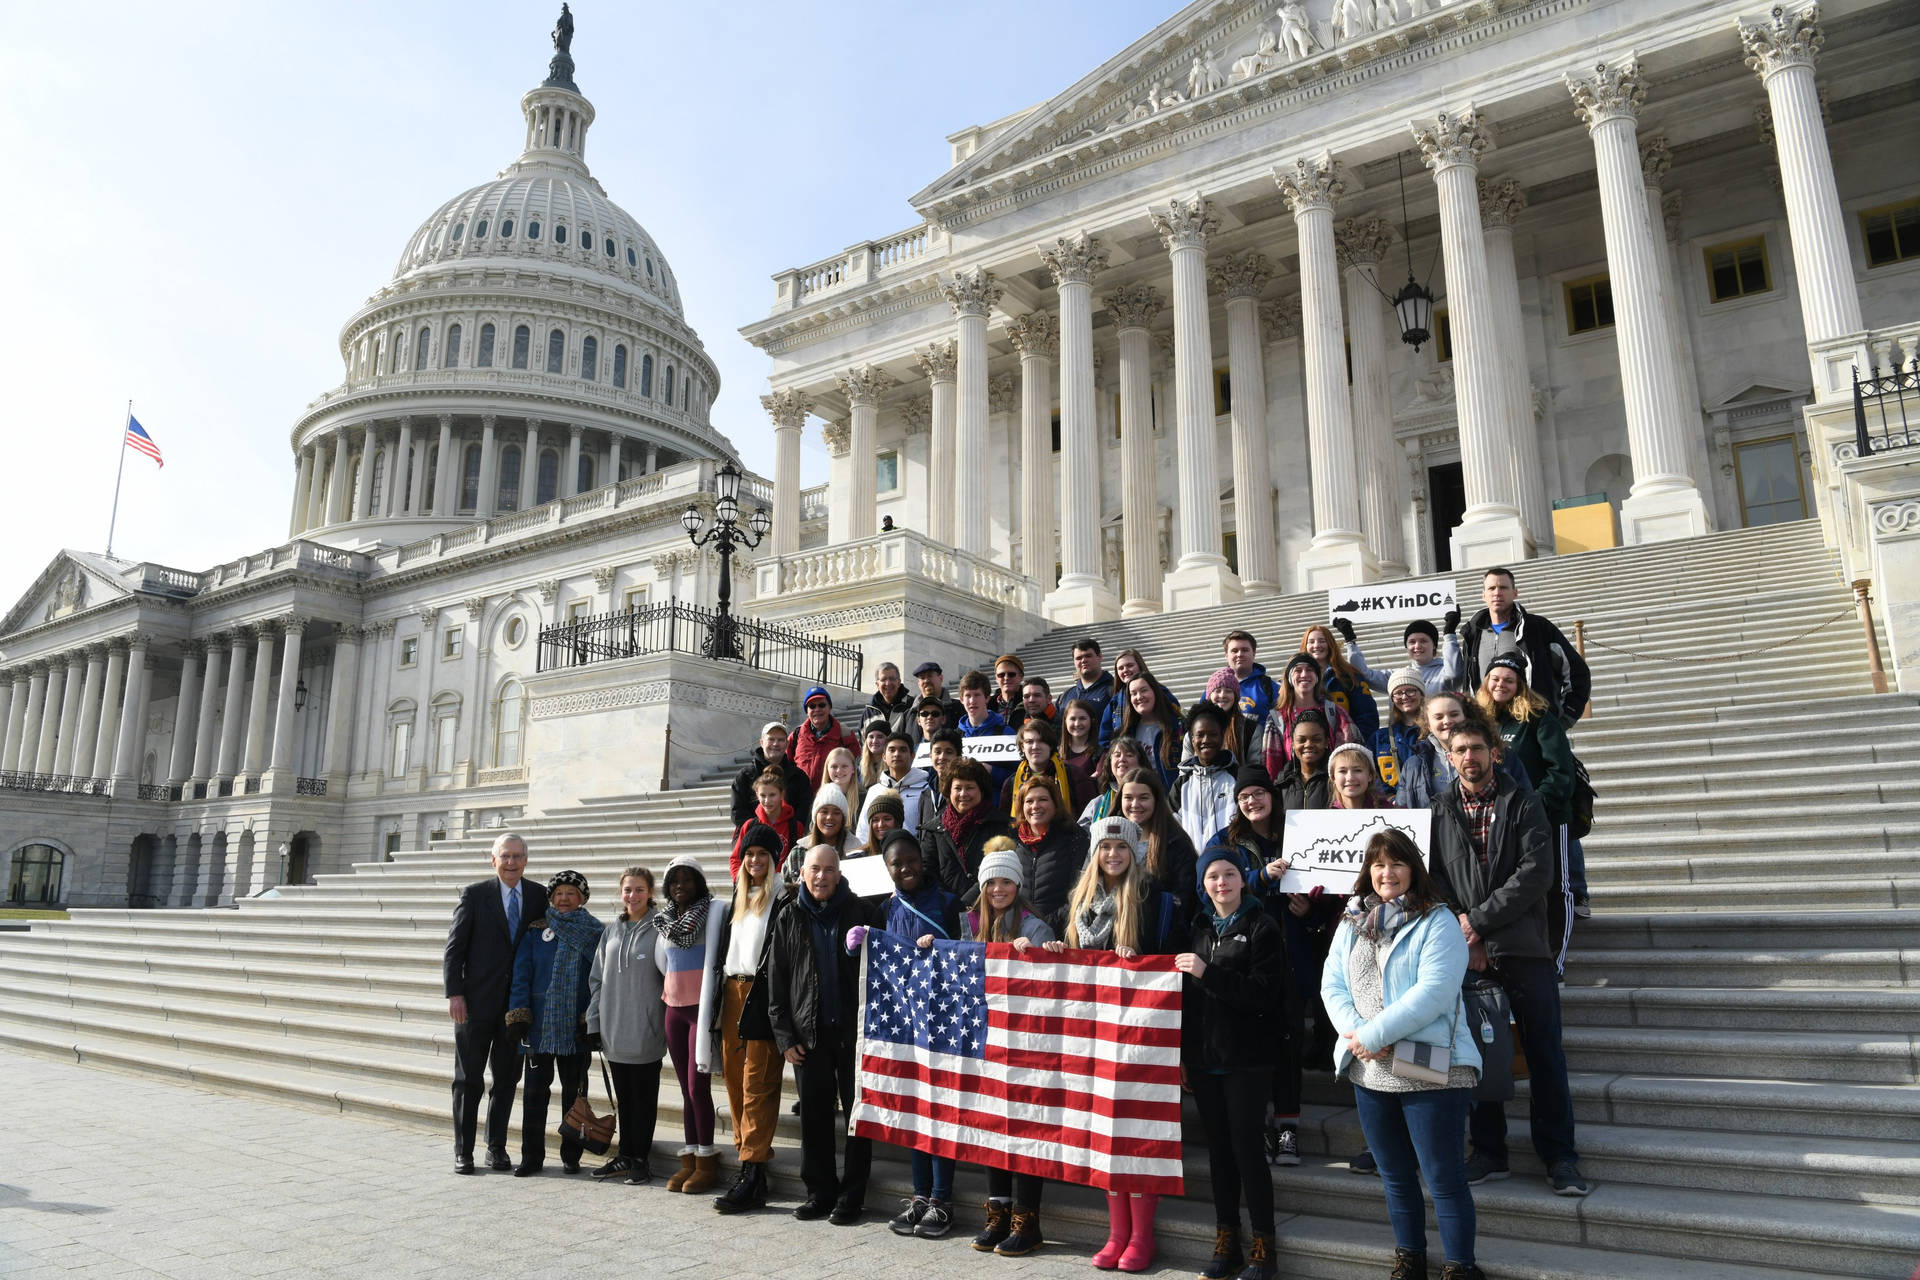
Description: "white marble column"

(0, 669), (28, 771)
(1334, 222), (1411, 577)
(167, 642), (202, 786)
(1214, 252), (1286, 593)
(944, 268), (1000, 558)
(189, 638), (224, 786)
(1107, 285), (1165, 616)
(522, 419), (542, 506)
(69, 646), (108, 779)
(14, 665), (48, 774)
(50, 653), (86, 776)
(821, 421), (852, 545)
(475, 415), (499, 518)
(839, 367), (888, 542)
(323, 627), (362, 779)
(1476, 180), (1556, 550)
(918, 341), (958, 546)
(563, 424), (583, 498)
(1567, 58), (1711, 544)
(32, 661), (66, 775)
(1278, 157), (1378, 589)
(1149, 196), (1242, 610)
(111, 635), (152, 785)
(214, 631), (249, 782)
(1413, 107), (1533, 568)
(289, 449), (315, 537)
(90, 645), (126, 780)
(241, 625), (277, 777)
(325, 428), (354, 525)
(1738, 4), (1863, 348)
(389, 419), (414, 516)
(1639, 142), (1714, 506)
(1008, 312), (1058, 582)
(763, 390), (808, 555)
(269, 618), (306, 776)
(305, 447), (330, 532)
(434, 415), (456, 514)
(404, 416), (428, 514)
(352, 427), (378, 521)
(1040, 234), (1119, 619)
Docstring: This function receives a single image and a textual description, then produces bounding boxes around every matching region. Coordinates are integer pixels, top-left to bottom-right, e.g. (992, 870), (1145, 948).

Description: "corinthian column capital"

(1259, 297), (1303, 341)
(1567, 56), (1646, 129)
(942, 267), (1002, 318)
(1209, 251), (1275, 299)
(762, 387), (811, 428)
(1276, 152), (1347, 216)
(1104, 283), (1163, 331)
(1333, 220), (1396, 270)
(836, 365), (891, 407)
(1148, 196), (1220, 251)
(1739, 3), (1823, 78)
(1039, 232), (1109, 286)
(915, 340), (958, 383)
(901, 395), (932, 436)
(1477, 178), (1528, 230)
(821, 420), (852, 458)
(1639, 133), (1673, 186)
(1008, 312), (1060, 359)
(1412, 106), (1493, 172)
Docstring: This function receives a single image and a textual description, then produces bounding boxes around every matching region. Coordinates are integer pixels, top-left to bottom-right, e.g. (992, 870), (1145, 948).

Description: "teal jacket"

(1321, 904), (1480, 1082)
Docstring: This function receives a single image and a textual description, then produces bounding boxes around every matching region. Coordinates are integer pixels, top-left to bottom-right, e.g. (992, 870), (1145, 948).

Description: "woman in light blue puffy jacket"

(1323, 829), (1485, 1280)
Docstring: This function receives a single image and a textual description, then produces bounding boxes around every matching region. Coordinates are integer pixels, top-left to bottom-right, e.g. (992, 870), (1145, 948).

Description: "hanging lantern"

(1393, 274), (1436, 352)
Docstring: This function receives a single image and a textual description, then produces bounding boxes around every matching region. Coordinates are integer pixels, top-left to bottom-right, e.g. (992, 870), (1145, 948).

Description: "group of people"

(441, 565), (1595, 1280)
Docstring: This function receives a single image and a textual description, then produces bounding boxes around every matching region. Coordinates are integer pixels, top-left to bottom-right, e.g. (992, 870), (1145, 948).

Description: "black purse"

(1462, 975), (1516, 1103)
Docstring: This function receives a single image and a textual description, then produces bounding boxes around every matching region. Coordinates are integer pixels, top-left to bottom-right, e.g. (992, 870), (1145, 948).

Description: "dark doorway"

(1427, 462), (1466, 571)
(288, 833), (315, 886)
(128, 835), (159, 909)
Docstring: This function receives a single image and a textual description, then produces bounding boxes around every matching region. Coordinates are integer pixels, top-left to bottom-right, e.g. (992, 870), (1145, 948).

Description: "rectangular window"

(442, 627), (463, 660)
(1433, 308), (1453, 363)
(1861, 199), (1920, 268)
(434, 715), (457, 775)
(1704, 236), (1771, 302)
(624, 586), (649, 614)
(1564, 274), (1615, 335)
(399, 637), (419, 668)
(389, 721), (411, 779)
(567, 599), (591, 623)
(875, 450), (899, 495)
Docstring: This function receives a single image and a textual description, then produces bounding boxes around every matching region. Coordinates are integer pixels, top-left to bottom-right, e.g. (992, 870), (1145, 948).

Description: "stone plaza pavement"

(0, 1051), (1111, 1280)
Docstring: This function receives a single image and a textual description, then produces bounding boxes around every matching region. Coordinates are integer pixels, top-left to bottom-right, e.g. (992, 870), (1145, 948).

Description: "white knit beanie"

(812, 781), (850, 821)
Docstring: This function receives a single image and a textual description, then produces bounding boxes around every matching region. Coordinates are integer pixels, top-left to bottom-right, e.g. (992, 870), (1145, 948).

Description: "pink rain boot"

(1091, 1192), (1131, 1269)
(1117, 1193), (1158, 1272)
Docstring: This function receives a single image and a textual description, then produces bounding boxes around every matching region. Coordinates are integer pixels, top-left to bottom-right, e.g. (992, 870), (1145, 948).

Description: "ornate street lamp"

(682, 460), (770, 660)
(293, 675), (308, 712)
(1370, 152), (1440, 352)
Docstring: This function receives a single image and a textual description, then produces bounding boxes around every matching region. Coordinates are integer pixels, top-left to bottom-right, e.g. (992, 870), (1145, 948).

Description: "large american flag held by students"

(850, 929), (1185, 1194)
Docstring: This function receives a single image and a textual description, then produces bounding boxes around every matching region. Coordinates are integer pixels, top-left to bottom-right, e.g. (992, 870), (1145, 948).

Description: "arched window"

(576, 454), (595, 493)
(580, 336), (597, 382)
(498, 444), (522, 512)
(423, 445), (438, 507)
(476, 323), (495, 368)
(500, 217), (514, 238)
(612, 344), (627, 388)
(7, 843), (65, 906)
(431, 692), (461, 776)
(444, 323), (462, 368)
(368, 450), (386, 513)
(627, 247), (637, 267)
(645, 256), (654, 277)
(604, 237), (615, 257)
(461, 443), (482, 510)
(640, 354), (654, 397)
(664, 365), (675, 406)
(494, 678), (525, 769)
(475, 218), (489, 238)
(511, 325), (530, 370)
(555, 224), (568, 245)
(527, 219), (541, 239)
(546, 329), (565, 374)
(536, 448), (559, 504)
(451, 222), (464, 242)
(389, 335), (401, 374)
(414, 327), (431, 371)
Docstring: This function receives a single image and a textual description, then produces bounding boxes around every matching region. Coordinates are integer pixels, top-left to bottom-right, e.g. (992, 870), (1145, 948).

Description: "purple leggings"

(664, 1003), (715, 1147)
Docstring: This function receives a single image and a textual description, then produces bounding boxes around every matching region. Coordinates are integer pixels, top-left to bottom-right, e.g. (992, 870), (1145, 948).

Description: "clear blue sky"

(0, 0), (1176, 613)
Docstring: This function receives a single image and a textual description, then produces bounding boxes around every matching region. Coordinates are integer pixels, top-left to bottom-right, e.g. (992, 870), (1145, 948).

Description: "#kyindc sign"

(1328, 578), (1458, 626)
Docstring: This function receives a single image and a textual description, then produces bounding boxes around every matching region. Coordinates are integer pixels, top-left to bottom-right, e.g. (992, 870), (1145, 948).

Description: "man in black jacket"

(1447, 566), (1591, 726)
(443, 832), (548, 1174)
(767, 845), (874, 1225)
(1426, 721), (1589, 1198)
(862, 662), (916, 738)
(730, 721), (813, 826)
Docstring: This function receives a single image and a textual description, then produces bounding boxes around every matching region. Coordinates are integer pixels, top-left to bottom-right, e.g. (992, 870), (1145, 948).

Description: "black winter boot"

(972, 1200), (1011, 1252)
(995, 1207), (1043, 1256)
(1391, 1247), (1428, 1280)
(1201, 1225), (1244, 1279)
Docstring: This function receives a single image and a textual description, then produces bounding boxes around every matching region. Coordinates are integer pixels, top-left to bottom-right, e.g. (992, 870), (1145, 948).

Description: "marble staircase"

(3, 519), (1919, 1278)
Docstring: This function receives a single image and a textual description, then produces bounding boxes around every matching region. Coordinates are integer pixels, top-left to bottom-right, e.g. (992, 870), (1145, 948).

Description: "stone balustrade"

(773, 223), (947, 311)
(755, 527), (1043, 615)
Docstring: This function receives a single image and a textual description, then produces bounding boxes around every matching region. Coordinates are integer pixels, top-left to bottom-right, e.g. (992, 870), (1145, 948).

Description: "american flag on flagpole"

(850, 930), (1186, 1195)
(125, 416), (165, 467)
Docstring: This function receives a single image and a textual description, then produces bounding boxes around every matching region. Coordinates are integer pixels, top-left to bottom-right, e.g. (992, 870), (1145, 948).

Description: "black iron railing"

(217, 780), (234, 797)
(538, 600), (863, 688)
(192, 781), (208, 799)
(1853, 359), (1920, 456)
(136, 784), (181, 802)
(0, 772), (109, 796)
(295, 777), (328, 796)
(243, 777), (262, 795)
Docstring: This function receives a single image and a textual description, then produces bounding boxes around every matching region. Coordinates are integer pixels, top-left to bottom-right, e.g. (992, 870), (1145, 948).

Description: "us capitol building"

(3, 0), (1919, 907)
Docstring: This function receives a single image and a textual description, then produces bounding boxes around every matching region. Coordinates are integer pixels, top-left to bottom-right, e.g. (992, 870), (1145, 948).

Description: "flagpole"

(106, 400), (130, 559)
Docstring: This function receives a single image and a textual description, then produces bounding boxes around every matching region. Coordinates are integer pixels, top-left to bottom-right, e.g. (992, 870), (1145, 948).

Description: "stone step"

(1560, 1024), (1919, 1084)
(1571, 908), (1920, 952)
(1562, 946), (1914, 988)
(1559, 984), (1920, 1034)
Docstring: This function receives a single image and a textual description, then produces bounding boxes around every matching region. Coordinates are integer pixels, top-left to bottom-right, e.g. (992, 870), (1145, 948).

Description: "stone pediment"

(910, 0), (1503, 223)
(0, 551), (138, 640)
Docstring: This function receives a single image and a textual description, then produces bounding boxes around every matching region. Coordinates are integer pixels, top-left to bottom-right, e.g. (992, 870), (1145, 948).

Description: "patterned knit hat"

(548, 869), (590, 900)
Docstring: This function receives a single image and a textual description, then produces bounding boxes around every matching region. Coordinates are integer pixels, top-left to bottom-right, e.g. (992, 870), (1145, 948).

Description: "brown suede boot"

(664, 1152), (696, 1192)
(681, 1152), (720, 1194)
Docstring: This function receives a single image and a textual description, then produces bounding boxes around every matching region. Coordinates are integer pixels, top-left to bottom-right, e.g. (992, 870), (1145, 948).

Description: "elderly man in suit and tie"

(445, 832), (548, 1174)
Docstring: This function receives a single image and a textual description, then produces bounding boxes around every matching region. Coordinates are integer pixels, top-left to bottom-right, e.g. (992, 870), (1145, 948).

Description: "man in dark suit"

(444, 832), (547, 1174)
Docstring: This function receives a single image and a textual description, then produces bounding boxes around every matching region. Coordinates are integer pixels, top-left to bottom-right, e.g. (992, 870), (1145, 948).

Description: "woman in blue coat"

(506, 869), (604, 1176)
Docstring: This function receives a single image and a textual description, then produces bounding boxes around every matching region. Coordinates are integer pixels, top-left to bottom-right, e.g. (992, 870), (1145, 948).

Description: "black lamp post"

(682, 460), (770, 660)
(1370, 151), (1440, 352)
(293, 676), (308, 712)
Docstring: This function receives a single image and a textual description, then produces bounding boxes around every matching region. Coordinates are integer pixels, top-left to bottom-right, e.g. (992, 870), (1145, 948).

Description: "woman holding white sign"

(1322, 828), (1484, 1280)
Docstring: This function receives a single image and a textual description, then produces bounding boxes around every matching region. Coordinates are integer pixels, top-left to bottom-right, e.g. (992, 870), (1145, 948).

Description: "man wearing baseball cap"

(791, 686), (852, 788)
(912, 660), (965, 730)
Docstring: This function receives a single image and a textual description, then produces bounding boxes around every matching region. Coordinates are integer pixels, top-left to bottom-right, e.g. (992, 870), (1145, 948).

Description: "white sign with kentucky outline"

(1327, 578), (1458, 627)
(1276, 809), (1434, 895)
(911, 735), (1021, 769)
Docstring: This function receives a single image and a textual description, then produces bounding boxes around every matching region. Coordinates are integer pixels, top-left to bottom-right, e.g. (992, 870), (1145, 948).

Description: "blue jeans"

(1470, 955), (1578, 1168)
(910, 1148), (954, 1201)
(1353, 1085), (1476, 1266)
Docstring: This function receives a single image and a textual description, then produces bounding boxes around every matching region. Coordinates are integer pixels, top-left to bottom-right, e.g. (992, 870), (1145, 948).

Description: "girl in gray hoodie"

(585, 865), (667, 1185)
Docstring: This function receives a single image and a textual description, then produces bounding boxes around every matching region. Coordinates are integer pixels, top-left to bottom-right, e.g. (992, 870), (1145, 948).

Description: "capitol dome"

(286, 13), (729, 551)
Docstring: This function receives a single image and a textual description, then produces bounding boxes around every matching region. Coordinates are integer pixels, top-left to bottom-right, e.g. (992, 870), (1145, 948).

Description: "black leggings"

(987, 1167), (1045, 1209)
(607, 1059), (662, 1161)
(1192, 1069), (1274, 1236)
